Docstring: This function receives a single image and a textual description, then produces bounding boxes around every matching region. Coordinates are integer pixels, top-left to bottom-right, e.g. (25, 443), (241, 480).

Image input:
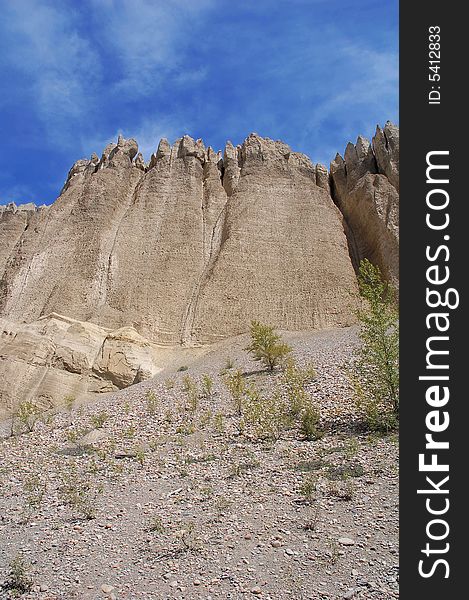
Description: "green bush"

(350, 259), (399, 432)
(90, 410), (109, 429)
(300, 403), (321, 440)
(146, 390), (158, 415)
(282, 359), (316, 417)
(224, 369), (246, 416)
(241, 388), (287, 441)
(15, 400), (41, 433)
(182, 375), (199, 412)
(201, 374), (214, 398)
(244, 321), (292, 371)
(2, 556), (33, 597)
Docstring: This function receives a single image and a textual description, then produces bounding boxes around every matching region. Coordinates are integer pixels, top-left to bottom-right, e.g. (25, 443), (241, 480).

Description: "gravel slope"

(0, 327), (398, 600)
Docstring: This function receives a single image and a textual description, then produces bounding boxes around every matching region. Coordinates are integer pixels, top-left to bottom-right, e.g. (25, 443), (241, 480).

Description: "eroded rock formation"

(0, 125), (399, 413)
(330, 121), (399, 285)
(0, 313), (204, 419)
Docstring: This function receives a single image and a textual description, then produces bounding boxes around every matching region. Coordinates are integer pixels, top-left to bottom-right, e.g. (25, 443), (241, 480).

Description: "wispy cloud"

(0, 0), (216, 150)
(0, 0), (398, 205)
(80, 115), (185, 161)
(87, 0), (214, 97)
(1, 1), (98, 144)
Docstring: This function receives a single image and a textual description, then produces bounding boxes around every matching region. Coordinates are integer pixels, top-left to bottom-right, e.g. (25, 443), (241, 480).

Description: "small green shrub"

(147, 516), (165, 534)
(146, 390), (158, 415)
(165, 378), (175, 389)
(201, 374), (214, 398)
(349, 259), (399, 432)
(59, 469), (103, 520)
(182, 375), (199, 412)
(64, 395), (76, 411)
(21, 474), (46, 522)
(90, 410), (108, 429)
(300, 403), (321, 440)
(2, 556), (33, 597)
(213, 413), (225, 433)
(281, 360), (313, 417)
(15, 400), (41, 433)
(135, 447), (146, 466)
(241, 388), (287, 441)
(244, 321), (292, 371)
(224, 369), (246, 416)
(300, 475), (317, 504)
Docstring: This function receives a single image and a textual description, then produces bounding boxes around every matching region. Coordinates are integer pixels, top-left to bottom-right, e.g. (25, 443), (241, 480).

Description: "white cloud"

(88, 0), (214, 97)
(2, 1), (98, 142)
(80, 115), (185, 161)
(1, 0), (216, 149)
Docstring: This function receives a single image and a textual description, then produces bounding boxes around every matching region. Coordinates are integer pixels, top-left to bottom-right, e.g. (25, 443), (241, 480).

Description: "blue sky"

(0, 0), (398, 206)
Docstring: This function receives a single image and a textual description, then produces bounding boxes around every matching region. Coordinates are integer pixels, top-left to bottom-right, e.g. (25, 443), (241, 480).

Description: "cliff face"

(0, 133), (369, 345)
(330, 122), (399, 285)
(0, 125), (399, 413)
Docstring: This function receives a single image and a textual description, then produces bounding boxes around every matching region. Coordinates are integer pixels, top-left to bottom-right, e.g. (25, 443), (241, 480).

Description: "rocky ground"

(0, 327), (398, 600)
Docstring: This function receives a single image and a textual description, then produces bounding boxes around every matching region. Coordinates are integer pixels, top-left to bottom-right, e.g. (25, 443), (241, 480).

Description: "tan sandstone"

(0, 126), (399, 413)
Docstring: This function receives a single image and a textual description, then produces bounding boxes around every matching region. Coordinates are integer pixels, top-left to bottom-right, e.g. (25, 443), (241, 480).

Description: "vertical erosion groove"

(181, 166), (229, 346)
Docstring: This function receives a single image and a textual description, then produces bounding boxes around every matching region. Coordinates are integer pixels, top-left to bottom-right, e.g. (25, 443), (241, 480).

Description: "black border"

(400, 2), (466, 596)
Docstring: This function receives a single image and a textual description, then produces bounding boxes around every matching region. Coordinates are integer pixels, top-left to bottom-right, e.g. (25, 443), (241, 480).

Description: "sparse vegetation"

(201, 374), (214, 398)
(241, 387), (287, 441)
(349, 259), (399, 432)
(176, 521), (200, 553)
(176, 419), (196, 436)
(224, 369), (246, 416)
(147, 516), (165, 534)
(90, 410), (109, 429)
(21, 473), (46, 522)
(64, 394), (76, 411)
(2, 556), (33, 597)
(213, 412), (225, 433)
(343, 437), (360, 458)
(300, 403), (321, 440)
(124, 425), (136, 438)
(199, 409), (212, 427)
(303, 505), (321, 532)
(327, 479), (355, 501)
(327, 539), (340, 565)
(146, 389), (158, 415)
(59, 469), (103, 520)
(0, 308), (398, 596)
(135, 447), (146, 466)
(326, 462), (364, 480)
(281, 360), (315, 417)
(14, 400), (41, 433)
(299, 475), (317, 504)
(182, 375), (199, 412)
(244, 321), (292, 371)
